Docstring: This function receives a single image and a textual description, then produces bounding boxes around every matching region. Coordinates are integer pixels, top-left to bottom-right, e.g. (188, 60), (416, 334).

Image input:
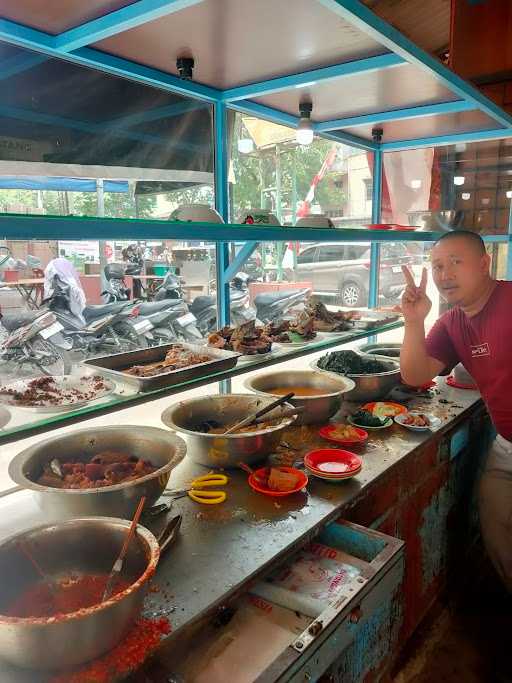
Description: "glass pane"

(231, 240), (371, 312)
(382, 139), (512, 234)
(230, 111), (372, 226)
(0, 238), (216, 381)
(0, 44), (214, 218)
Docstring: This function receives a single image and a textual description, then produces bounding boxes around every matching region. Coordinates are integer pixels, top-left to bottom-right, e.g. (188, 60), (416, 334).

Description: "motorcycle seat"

(137, 300), (183, 315)
(1, 310), (43, 331)
(83, 302), (128, 321)
(230, 289), (246, 304)
(254, 290), (307, 307)
(190, 296), (215, 315)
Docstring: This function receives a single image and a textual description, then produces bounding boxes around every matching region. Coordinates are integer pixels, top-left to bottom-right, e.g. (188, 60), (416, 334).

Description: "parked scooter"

(0, 308), (71, 377)
(102, 262), (142, 303)
(189, 273), (258, 336)
(153, 271), (185, 301)
(129, 299), (203, 345)
(253, 288), (311, 324)
(44, 275), (148, 357)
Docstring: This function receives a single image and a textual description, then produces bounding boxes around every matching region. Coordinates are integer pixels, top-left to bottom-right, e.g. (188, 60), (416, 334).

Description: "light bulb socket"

(299, 101), (313, 119)
(372, 127), (383, 144)
(176, 57), (194, 80)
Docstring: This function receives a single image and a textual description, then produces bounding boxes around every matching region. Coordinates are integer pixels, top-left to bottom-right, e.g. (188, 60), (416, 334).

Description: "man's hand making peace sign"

(401, 266), (432, 323)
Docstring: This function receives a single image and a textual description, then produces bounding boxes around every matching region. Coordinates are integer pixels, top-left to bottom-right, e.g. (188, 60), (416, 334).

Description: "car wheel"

(339, 281), (366, 307)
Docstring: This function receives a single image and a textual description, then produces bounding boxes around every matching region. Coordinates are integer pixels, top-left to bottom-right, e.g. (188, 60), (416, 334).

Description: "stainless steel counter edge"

(143, 379), (483, 640)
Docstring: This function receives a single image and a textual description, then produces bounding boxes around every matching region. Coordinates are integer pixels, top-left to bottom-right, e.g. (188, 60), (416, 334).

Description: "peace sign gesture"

(401, 266), (432, 322)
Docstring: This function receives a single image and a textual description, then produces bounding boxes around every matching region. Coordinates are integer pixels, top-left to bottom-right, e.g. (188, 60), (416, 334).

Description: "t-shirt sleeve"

(425, 315), (460, 372)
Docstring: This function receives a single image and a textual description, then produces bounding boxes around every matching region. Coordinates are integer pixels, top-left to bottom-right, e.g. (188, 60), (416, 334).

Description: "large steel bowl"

(358, 342), (401, 361)
(311, 358), (401, 402)
(244, 370), (355, 425)
(0, 517), (159, 671)
(9, 426), (186, 518)
(161, 394), (296, 469)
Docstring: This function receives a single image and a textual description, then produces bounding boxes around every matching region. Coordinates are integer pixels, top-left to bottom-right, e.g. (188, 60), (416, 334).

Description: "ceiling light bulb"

(507, 190), (512, 199)
(455, 143), (467, 152)
(296, 119), (314, 145)
(461, 192), (471, 200)
(482, 197), (490, 205)
(453, 176), (465, 186)
(296, 101), (313, 146)
(237, 138), (254, 154)
(410, 179), (421, 189)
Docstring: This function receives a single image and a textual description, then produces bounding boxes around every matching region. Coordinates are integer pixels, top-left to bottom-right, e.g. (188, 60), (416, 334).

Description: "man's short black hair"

(433, 230), (486, 254)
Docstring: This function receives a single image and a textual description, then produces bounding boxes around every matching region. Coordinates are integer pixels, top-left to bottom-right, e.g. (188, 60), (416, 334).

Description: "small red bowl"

(248, 466), (308, 497)
(319, 424), (368, 445)
(304, 449), (362, 476)
(446, 375), (477, 390)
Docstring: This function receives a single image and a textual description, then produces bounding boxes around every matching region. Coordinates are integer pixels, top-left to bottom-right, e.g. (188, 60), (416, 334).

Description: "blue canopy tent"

(0, 176), (129, 193)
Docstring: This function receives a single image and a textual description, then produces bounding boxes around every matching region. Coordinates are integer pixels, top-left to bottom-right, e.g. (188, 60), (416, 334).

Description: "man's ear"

(482, 251), (492, 274)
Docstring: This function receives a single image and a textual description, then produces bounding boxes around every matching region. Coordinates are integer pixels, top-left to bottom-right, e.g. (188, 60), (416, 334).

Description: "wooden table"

(0, 278), (45, 309)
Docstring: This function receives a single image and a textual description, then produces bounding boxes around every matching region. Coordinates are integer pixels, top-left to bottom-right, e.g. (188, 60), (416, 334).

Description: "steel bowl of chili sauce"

(0, 517), (160, 671)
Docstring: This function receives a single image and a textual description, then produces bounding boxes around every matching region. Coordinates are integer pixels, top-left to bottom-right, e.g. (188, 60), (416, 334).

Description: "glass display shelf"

(1, 212), (507, 243)
(0, 320), (403, 445)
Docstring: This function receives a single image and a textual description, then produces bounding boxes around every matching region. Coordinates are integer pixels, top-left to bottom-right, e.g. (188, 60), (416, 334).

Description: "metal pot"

(358, 342), (401, 361)
(243, 370), (355, 425)
(8, 426), (186, 518)
(0, 517), (160, 671)
(311, 358), (401, 402)
(161, 394), (296, 469)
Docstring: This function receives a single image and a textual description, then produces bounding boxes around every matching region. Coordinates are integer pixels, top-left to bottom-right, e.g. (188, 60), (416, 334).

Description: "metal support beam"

(224, 242), (259, 282)
(316, 100), (475, 132)
(382, 128), (512, 152)
(222, 53), (404, 102)
(214, 101), (231, 326)
(55, 0), (205, 51)
(0, 19), (222, 103)
(368, 148), (382, 308)
(317, 0), (512, 129)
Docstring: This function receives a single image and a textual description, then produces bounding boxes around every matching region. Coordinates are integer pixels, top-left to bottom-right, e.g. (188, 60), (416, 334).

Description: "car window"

(297, 247), (317, 264)
(345, 245), (368, 260)
(382, 243), (407, 259)
(318, 245), (346, 261)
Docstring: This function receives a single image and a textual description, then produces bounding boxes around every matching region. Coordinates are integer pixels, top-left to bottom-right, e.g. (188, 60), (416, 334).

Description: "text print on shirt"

(471, 342), (490, 357)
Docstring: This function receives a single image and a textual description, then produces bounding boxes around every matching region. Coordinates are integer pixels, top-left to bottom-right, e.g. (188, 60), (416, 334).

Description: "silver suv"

(295, 242), (414, 307)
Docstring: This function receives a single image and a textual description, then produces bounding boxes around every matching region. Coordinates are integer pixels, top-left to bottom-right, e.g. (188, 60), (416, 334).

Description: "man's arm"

(399, 267), (446, 387)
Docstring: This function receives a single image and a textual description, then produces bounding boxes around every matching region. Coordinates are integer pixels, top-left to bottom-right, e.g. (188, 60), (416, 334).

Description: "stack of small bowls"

(303, 449), (362, 482)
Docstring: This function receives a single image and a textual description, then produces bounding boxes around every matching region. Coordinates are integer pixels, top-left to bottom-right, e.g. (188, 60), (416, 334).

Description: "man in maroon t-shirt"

(400, 230), (512, 591)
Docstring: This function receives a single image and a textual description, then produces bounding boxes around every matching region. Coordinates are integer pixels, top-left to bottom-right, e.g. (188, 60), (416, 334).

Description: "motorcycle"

(253, 287), (311, 324)
(0, 308), (71, 377)
(189, 273), (258, 336)
(44, 275), (148, 357)
(102, 262), (141, 303)
(128, 299), (203, 345)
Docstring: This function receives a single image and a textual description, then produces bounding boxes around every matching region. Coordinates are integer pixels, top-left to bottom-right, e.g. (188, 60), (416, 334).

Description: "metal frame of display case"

(0, 0), (512, 321)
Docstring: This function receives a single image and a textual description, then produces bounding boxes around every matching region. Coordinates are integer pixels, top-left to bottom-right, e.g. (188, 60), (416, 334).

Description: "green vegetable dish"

(317, 350), (388, 375)
(350, 409), (388, 428)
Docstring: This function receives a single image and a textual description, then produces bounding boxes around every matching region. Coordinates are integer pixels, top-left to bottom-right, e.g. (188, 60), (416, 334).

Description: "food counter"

(0, 348), (490, 682)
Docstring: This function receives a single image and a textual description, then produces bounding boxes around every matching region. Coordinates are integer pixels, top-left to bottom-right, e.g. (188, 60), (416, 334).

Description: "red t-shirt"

(425, 280), (512, 439)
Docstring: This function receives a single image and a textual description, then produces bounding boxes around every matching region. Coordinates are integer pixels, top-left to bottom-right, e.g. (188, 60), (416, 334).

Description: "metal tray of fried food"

(82, 343), (241, 392)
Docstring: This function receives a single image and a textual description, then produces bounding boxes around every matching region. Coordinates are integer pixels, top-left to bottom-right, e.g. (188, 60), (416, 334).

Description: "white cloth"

(44, 258), (86, 323)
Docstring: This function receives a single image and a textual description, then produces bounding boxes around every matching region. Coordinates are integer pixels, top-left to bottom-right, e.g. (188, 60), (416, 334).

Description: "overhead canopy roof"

(0, 0), (510, 150)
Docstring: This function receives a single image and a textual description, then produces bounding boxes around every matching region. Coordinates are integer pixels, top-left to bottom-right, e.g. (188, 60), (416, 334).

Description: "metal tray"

(82, 343), (241, 392)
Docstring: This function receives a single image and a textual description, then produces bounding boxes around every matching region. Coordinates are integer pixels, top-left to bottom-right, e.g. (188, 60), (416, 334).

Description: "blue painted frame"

(1, 0), (512, 319)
